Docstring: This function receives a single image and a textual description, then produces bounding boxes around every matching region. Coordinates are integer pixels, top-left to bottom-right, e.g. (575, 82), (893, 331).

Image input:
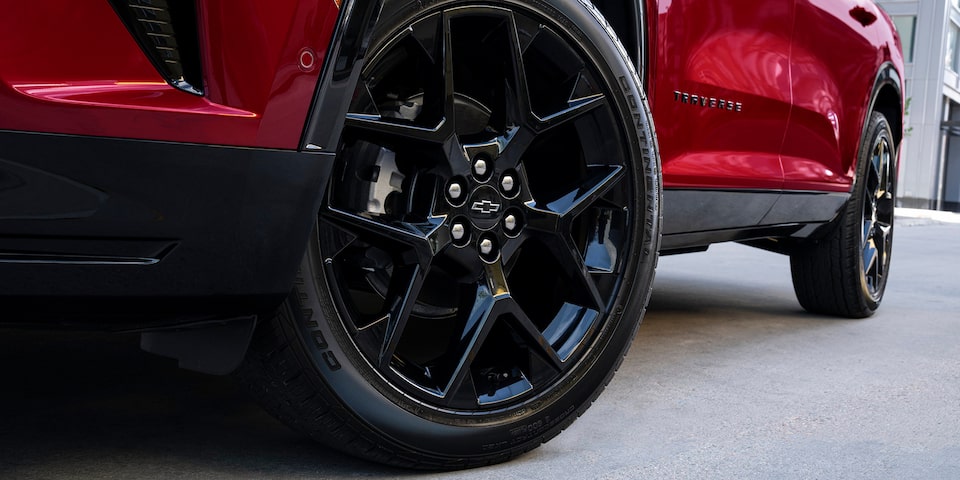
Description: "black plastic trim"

(637, 0), (648, 83)
(663, 189), (780, 235)
(868, 62), (902, 113)
(760, 190), (848, 225)
(108, 0), (205, 96)
(865, 62), (903, 150)
(0, 130), (334, 327)
(661, 188), (850, 252)
(592, 0), (644, 76)
(662, 224), (807, 253)
(140, 316), (257, 374)
(300, 0), (385, 151)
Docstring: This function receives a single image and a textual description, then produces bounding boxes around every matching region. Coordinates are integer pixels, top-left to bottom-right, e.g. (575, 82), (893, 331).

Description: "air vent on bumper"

(109, 0), (204, 95)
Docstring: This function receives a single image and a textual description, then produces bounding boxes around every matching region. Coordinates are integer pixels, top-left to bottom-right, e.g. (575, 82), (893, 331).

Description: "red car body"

(650, 0), (903, 194)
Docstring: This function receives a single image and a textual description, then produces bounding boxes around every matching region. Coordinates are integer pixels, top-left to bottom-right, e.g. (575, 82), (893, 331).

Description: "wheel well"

(591, 0), (642, 73)
(873, 84), (903, 149)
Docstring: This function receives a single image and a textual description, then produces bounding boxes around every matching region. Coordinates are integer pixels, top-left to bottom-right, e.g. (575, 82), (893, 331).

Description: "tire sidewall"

(290, 0), (661, 458)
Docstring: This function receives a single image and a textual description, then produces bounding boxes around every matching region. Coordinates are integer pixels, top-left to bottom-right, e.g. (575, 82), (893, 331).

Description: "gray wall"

(878, 0), (953, 209)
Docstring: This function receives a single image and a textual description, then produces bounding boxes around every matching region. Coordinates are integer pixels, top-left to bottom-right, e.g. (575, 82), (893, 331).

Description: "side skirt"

(661, 189), (849, 253)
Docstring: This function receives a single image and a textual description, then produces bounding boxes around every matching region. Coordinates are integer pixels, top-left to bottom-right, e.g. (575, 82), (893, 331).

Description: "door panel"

(781, 0), (883, 192)
(651, 0), (795, 191)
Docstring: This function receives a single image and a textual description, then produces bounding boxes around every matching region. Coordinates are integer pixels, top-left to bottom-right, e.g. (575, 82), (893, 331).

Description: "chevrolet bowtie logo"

(471, 199), (501, 215)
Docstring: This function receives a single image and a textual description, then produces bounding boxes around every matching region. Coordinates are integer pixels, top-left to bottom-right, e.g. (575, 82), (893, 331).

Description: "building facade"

(879, 0), (960, 211)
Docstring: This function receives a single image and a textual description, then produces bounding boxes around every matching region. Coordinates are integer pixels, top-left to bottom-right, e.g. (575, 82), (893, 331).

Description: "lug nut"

(451, 223), (465, 240)
(479, 238), (494, 256)
(448, 182), (463, 200)
(504, 214), (517, 232)
(501, 175), (515, 193)
(474, 158), (488, 177)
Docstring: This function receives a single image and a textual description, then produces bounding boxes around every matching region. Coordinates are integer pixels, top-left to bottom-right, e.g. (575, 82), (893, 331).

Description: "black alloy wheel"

(859, 129), (894, 301)
(326, 5), (638, 409)
(239, 0), (660, 469)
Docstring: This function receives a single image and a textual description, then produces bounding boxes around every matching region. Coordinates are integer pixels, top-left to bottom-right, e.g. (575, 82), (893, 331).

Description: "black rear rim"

(861, 132), (893, 300)
(318, 4), (639, 411)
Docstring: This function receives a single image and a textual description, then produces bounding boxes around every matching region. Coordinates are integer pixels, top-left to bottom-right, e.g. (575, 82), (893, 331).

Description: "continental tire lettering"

(304, 294), (340, 372)
(507, 405), (575, 444)
(303, 307), (317, 327)
(322, 351), (342, 371)
(509, 419), (544, 437)
(313, 329), (328, 349)
(618, 75), (646, 130)
(481, 440), (509, 452)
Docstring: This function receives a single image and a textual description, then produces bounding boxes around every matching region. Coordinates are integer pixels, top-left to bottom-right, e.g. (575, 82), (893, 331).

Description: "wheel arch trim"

(590, 0), (648, 84)
(300, 0), (385, 153)
(865, 62), (904, 151)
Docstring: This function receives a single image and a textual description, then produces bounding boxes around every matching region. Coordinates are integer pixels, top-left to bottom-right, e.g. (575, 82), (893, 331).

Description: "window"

(948, 23), (960, 72)
(892, 16), (916, 63)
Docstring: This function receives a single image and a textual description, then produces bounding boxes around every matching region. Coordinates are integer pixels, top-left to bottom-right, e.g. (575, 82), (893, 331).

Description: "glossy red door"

(650, 0), (795, 191)
(781, 0), (892, 192)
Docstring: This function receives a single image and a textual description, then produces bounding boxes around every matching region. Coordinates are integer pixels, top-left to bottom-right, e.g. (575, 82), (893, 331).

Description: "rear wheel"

(239, 0), (660, 468)
(790, 112), (895, 318)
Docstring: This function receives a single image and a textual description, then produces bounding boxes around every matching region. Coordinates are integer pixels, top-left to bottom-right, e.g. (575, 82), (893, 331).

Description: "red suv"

(0, 0), (902, 469)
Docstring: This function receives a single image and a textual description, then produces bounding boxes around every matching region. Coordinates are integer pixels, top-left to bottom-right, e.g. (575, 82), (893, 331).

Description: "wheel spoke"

(324, 206), (450, 259)
(867, 146), (882, 195)
(583, 207), (623, 273)
(440, 11), (458, 134)
(863, 239), (879, 288)
(551, 165), (623, 219)
(345, 113), (451, 144)
(534, 94), (606, 133)
(484, 258), (510, 297)
(540, 233), (605, 311)
(876, 141), (888, 201)
(500, 231), (528, 268)
(503, 297), (565, 371)
(504, 12), (533, 129)
(442, 282), (500, 403)
(376, 263), (428, 369)
(861, 213), (875, 251)
(462, 139), (505, 172)
(876, 223), (892, 277)
(527, 165), (624, 223)
(461, 125), (532, 168)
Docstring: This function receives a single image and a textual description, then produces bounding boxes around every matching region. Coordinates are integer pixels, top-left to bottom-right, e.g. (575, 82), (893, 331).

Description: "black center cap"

(467, 186), (503, 230)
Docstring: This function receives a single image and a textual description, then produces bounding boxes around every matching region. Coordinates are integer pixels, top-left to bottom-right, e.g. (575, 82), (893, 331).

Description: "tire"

(238, 0), (660, 469)
(790, 112), (895, 318)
